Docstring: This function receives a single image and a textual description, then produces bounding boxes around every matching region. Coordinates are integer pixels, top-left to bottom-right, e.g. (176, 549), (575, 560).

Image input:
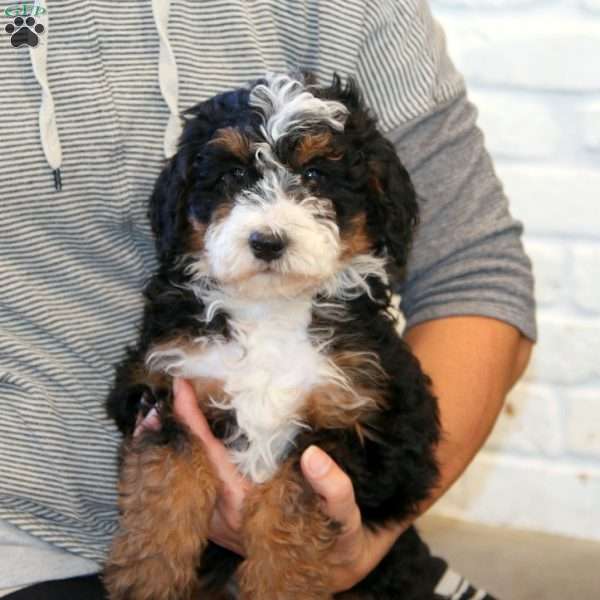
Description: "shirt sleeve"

(353, 0), (537, 341)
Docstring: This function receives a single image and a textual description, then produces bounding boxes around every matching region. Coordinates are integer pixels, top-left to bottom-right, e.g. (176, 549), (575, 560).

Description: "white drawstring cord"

(29, 0), (63, 191)
(29, 1), (181, 189)
(152, 0), (182, 159)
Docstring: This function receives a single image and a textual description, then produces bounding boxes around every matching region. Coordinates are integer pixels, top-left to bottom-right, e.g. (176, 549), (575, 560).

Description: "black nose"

(249, 231), (287, 262)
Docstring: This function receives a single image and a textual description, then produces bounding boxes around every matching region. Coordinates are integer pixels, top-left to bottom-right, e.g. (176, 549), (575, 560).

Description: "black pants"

(4, 575), (107, 600)
(5, 545), (495, 600)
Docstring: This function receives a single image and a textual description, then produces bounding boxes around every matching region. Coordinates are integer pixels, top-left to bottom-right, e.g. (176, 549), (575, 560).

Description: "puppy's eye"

(303, 167), (325, 182)
(221, 167), (247, 183)
(231, 167), (247, 179)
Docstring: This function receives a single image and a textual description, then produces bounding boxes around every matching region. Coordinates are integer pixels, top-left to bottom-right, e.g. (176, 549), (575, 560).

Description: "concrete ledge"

(418, 515), (600, 599)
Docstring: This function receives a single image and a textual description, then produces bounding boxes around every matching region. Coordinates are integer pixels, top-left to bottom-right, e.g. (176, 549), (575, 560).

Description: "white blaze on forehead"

(242, 168), (302, 206)
(254, 141), (285, 172)
(249, 73), (348, 142)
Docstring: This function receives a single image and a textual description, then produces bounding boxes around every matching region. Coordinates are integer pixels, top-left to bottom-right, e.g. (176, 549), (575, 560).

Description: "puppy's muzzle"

(249, 231), (288, 262)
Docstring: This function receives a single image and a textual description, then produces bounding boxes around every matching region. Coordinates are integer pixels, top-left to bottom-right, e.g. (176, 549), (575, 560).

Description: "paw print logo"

(5, 16), (45, 48)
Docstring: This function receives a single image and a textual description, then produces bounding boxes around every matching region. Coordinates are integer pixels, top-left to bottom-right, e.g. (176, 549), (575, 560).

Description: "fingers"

(172, 378), (216, 445)
(173, 378), (250, 502)
(173, 378), (251, 555)
(300, 445), (362, 535)
(173, 378), (230, 466)
(207, 505), (246, 556)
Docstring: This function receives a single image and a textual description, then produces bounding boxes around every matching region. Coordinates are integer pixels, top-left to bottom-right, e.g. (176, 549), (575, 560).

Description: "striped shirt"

(0, 0), (535, 591)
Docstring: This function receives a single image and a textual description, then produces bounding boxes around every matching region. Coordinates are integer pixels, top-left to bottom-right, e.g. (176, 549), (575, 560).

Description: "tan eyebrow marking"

(209, 127), (252, 161)
(293, 132), (343, 166)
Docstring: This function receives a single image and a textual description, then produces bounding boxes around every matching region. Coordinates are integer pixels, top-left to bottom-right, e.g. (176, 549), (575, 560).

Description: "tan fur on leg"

(104, 435), (218, 600)
(238, 460), (338, 600)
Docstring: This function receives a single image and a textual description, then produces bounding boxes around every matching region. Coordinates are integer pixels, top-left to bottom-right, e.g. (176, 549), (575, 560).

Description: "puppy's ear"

(366, 137), (419, 269)
(317, 74), (418, 269)
(148, 156), (188, 262)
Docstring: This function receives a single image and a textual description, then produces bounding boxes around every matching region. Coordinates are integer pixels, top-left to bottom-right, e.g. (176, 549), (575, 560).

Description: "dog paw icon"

(5, 16), (45, 48)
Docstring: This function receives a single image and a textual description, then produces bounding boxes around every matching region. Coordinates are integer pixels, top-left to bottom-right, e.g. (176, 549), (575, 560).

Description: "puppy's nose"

(249, 231), (287, 262)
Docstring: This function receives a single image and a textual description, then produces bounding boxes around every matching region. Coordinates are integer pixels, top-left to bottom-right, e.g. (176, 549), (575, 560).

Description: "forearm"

(407, 315), (531, 502)
(170, 316), (534, 593)
(378, 316), (533, 544)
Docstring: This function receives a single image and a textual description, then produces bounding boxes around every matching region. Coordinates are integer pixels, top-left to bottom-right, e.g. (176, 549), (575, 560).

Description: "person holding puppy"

(0, 1), (534, 598)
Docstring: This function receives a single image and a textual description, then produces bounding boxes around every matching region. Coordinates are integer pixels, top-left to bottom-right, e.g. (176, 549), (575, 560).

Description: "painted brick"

(431, 453), (600, 541)
(525, 317), (600, 385)
(581, 0), (600, 13)
(486, 383), (563, 456)
(441, 20), (600, 92)
(582, 104), (600, 151)
(524, 241), (566, 307)
(566, 390), (600, 457)
(471, 90), (560, 159)
(498, 166), (600, 237)
(572, 245), (600, 314)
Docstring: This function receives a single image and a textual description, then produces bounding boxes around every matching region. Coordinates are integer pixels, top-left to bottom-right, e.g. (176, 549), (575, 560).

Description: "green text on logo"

(4, 3), (46, 17)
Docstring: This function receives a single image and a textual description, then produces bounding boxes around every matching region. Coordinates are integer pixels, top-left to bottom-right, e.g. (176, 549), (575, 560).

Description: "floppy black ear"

(316, 74), (419, 269)
(366, 137), (419, 269)
(148, 156), (188, 262)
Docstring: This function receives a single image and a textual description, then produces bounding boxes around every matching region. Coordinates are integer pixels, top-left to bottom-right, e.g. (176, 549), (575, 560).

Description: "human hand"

(132, 378), (250, 554)
(172, 378), (252, 555)
(300, 445), (405, 592)
(136, 378), (403, 591)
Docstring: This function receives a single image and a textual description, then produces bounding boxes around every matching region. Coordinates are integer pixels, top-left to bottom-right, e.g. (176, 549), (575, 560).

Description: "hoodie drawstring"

(152, 0), (182, 160)
(29, 0), (62, 191)
(30, 0), (181, 191)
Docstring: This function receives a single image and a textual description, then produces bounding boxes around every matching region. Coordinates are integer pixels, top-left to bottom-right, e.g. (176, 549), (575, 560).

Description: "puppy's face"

(151, 74), (417, 299)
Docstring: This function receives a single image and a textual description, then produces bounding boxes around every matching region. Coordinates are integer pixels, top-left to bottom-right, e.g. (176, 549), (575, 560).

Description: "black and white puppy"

(104, 73), (440, 600)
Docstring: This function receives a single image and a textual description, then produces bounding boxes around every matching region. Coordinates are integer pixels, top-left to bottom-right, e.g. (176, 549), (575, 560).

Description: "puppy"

(104, 73), (440, 600)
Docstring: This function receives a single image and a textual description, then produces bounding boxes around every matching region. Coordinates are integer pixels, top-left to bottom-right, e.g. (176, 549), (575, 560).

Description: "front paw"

(132, 390), (163, 437)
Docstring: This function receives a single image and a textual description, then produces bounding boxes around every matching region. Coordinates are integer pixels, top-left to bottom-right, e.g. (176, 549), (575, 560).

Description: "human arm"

(403, 316), (532, 515)
(171, 316), (532, 592)
(309, 89), (537, 591)
(299, 316), (532, 592)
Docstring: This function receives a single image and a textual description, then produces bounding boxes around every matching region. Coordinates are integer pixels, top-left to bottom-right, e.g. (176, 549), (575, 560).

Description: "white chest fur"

(148, 297), (339, 483)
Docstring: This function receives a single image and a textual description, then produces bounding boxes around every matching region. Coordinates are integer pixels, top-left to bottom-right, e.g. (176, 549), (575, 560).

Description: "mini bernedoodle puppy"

(104, 73), (440, 600)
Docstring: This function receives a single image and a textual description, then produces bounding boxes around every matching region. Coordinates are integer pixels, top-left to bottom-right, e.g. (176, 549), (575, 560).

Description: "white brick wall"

(428, 0), (600, 541)
(582, 103), (600, 151)
(582, 0), (600, 13)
